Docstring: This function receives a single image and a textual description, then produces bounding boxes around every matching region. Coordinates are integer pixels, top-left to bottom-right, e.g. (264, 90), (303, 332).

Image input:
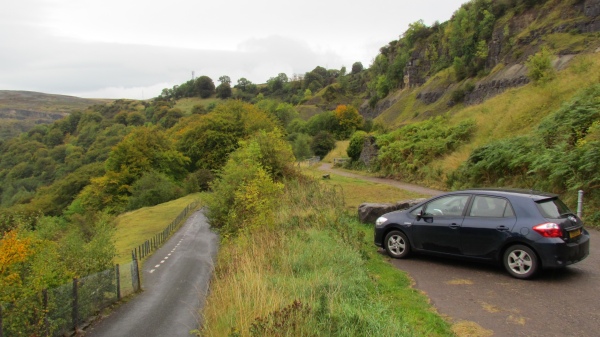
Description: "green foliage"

(376, 75), (391, 99)
(127, 171), (183, 210)
(206, 130), (294, 237)
(305, 111), (339, 137)
(376, 117), (476, 179)
(176, 101), (278, 172)
(288, 133), (313, 160)
(255, 100), (299, 128)
(216, 82), (233, 99)
(196, 76), (216, 98)
(78, 126), (189, 213)
(0, 213), (116, 336)
(311, 131), (336, 158)
(347, 131), (368, 161)
(526, 47), (556, 84)
(351, 62), (364, 74)
(183, 169), (214, 193)
(450, 84), (600, 205)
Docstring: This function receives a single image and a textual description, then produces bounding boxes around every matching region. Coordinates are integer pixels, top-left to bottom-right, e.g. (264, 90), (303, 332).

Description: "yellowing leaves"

(334, 105), (364, 131)
(0, 230), (32, 273)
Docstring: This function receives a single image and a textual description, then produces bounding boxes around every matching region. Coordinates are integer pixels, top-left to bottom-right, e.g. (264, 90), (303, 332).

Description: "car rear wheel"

(503, 245), (539, 279)
(384, 230), (410, 259)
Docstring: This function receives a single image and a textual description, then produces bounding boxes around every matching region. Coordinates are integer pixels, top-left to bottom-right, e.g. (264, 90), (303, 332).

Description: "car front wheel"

(384, 230), (410, 259)
(503, 245), (539, 279)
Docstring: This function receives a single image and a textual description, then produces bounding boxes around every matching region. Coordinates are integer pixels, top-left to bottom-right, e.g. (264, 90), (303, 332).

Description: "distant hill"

(0, 90), (112, 140)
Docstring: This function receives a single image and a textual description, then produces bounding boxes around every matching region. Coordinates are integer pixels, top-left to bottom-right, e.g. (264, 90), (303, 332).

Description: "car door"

(460, 195), (517, 258)
(412, 194), (470, 255)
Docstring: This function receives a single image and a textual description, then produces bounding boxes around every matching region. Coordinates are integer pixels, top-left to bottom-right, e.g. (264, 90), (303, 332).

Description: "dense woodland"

(2, 0), (600, 333)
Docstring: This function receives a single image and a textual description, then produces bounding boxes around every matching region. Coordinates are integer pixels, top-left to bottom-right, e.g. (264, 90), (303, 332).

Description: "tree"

(195, 76), (215, 98)
(347, 131), (367, 161)
(334, 105), (364, 138)
(351, 62), (364, 74)
(216, 82), (232, 99)
(526, 47), (555, 84)
(218, 75), (231, 85)
(311, 131), (336, 158)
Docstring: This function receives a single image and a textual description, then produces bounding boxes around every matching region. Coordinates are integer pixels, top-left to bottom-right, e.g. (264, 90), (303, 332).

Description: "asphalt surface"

(319, 164), (600, 337)
(385, 228), (599, 336)
(86, 210), (218, 337)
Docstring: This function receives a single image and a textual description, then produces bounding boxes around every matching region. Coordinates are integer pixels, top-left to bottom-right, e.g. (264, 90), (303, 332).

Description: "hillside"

(0, 90), (112, 140)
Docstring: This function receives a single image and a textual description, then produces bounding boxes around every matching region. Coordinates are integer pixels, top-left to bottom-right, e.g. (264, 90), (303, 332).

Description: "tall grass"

(200, 178), (453, 336)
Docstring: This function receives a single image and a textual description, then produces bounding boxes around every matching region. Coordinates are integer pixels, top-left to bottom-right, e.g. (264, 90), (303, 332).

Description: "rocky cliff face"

(361, 1), (600, 119)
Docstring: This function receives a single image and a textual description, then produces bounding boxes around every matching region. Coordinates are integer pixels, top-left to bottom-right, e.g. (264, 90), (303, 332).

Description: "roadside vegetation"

(2, 0), (600, 334)
(201, 158), (452, 336)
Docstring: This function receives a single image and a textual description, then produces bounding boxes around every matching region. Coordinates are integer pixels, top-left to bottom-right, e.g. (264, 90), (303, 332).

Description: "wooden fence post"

(116, 265), (121, 300)
(43, 289), (49, 337)
(0, 302), (4, 337)
(72, 278), (79, 332)
(133, 258), (141, 292)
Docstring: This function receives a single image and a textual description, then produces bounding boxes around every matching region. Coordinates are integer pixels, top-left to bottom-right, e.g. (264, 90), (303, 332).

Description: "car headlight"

(375, 216), (388, 227)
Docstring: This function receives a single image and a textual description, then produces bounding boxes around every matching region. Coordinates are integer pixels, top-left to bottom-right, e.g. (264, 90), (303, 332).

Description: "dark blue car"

(374, 189), (590, 279)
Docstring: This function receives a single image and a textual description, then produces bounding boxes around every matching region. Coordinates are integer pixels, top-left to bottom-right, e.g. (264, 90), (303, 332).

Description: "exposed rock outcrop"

(358, 199), (426, 224)
(359, 135), (378, 167)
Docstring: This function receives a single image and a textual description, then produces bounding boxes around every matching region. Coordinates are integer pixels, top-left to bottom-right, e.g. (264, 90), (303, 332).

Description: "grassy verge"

(323, 140), (350, 163)
(301, 166), (426, 211)
(113, 193), (203, 264)
(200, 179), (453, 336)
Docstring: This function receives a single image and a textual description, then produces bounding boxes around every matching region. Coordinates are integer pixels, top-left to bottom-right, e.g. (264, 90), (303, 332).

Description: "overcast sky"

(1, 0), (467, 99)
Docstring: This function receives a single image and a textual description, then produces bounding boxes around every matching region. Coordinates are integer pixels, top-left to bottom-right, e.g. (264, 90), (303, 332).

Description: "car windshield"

(535, 198), (572, 218)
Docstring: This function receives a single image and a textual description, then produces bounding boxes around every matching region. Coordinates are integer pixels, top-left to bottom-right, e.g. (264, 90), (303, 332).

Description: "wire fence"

(0, 262), (140, 337)
(132, 201), (200, 261)
(0, 202), (199, 336)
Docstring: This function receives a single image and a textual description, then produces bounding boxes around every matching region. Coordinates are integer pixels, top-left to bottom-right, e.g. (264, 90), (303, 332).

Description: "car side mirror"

(416, 209), (433, 221)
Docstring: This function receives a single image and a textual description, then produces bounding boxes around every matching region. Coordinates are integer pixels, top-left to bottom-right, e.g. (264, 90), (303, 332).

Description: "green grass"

(201, 177), (454, 336)
(113, 193), (203, 264)
(174, 97), (220, 114)
(302, 166), (426, 211)
(434, 53), (600, 172)
(322, 140), (349, 163)
(207, 226), (451, 336)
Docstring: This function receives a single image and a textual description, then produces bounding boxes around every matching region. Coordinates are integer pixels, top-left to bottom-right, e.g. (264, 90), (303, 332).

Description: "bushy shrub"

(206, 130), (294, 237)
(449, 84), (600, 201)
(376, 117), (476, 178)
(347, 131), (367, 162)
(526, 47), (555, 84)
(127, 171), (183, 210)
(311, 131), (336, 158)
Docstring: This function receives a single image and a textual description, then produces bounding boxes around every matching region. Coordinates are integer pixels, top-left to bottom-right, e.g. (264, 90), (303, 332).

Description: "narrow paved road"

(87, 210), (218, 337)
(319, 164), (600, 336)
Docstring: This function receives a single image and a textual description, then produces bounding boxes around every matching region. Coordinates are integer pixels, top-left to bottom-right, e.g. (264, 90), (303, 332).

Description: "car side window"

(469, 196), (513, 217)
(423, 195), (470, 217)
(410, 206), (423, 216)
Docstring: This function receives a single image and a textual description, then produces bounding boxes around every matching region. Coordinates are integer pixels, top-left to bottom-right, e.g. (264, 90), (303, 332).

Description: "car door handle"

(449, 223), (460, 229)
(496, 225), (509, 231)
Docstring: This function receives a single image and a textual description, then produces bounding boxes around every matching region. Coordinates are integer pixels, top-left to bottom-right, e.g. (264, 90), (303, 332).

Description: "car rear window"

(535, 198), (571, 219)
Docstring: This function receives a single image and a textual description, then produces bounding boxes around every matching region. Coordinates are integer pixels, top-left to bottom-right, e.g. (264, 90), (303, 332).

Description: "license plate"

(569, 229), (582, 239)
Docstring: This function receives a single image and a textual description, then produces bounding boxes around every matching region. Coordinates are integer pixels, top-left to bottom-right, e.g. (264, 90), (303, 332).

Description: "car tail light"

(533, 223), (562, 238)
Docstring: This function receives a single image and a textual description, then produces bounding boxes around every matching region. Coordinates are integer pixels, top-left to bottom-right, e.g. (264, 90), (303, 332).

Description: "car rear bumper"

(534, 234), (590, 268)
